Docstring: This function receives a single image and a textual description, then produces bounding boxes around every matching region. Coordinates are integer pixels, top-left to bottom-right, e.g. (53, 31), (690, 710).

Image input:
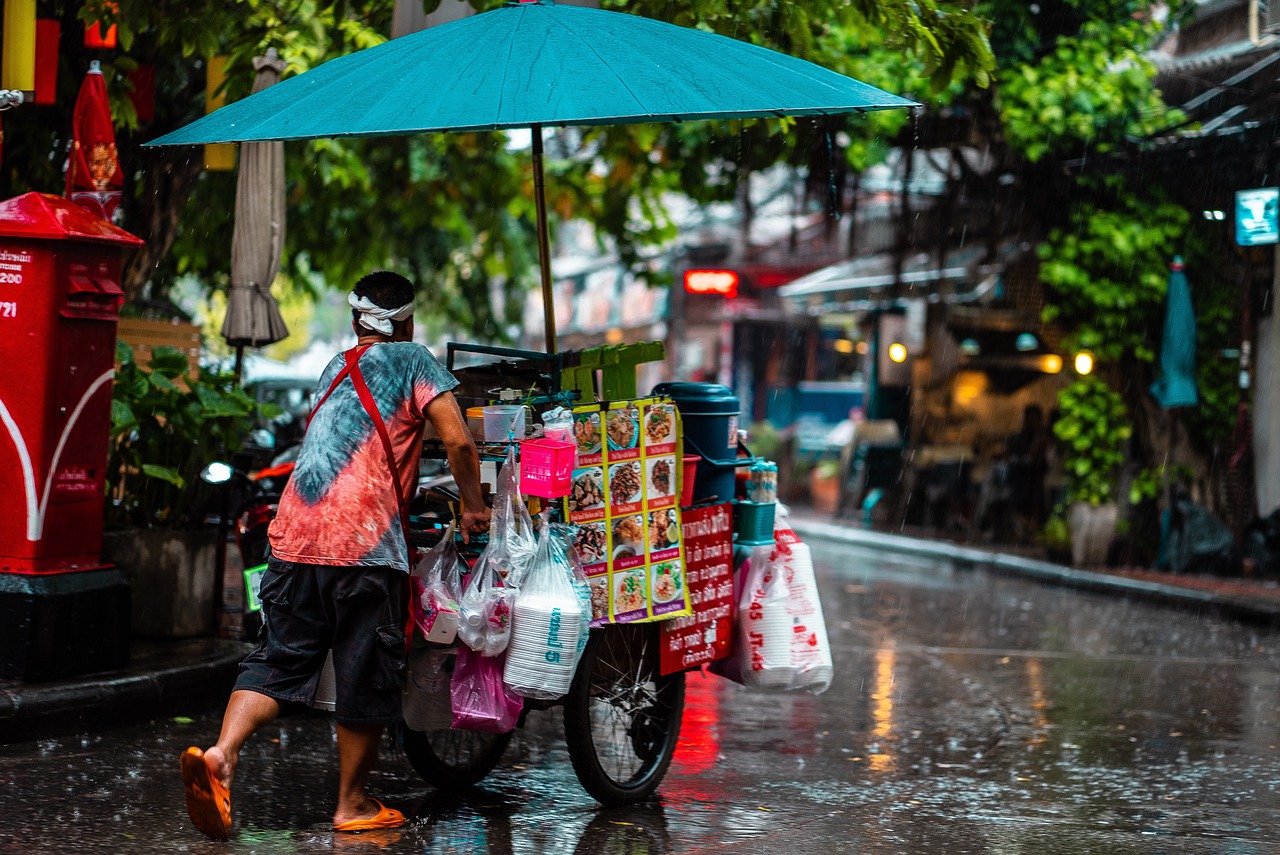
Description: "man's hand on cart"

(459, 507), (492, 543)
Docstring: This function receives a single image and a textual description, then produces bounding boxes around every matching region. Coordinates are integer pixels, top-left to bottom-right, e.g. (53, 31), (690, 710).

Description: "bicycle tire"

(563, 624), (686, 806)
(396, 721), (513, 789)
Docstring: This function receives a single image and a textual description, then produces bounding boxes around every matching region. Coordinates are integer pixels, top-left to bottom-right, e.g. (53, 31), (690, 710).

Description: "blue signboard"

(1236, 187), (1279, 246)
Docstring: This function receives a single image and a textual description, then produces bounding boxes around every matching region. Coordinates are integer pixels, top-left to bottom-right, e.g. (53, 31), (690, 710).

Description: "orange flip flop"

(180, 746), (232, 840)
(332, 798), (406, 833)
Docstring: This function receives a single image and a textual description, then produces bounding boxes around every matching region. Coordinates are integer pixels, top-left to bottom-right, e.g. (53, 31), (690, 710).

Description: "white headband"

(349, 292), (414, 335)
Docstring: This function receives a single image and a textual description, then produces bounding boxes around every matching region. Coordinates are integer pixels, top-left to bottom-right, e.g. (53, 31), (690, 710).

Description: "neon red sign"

(683, 269), (739, 298)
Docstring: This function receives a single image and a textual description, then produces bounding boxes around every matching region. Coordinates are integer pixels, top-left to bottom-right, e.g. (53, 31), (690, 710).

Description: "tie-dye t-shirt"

(268, 341), (459, 571)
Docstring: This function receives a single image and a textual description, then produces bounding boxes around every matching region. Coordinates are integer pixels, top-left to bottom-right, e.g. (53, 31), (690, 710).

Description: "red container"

(0, 192), (142, 574)
(520, 438), (576, 499)
(681, 455), (700, 508)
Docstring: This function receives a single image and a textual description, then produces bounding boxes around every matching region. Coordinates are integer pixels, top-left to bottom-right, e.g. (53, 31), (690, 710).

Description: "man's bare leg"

(204, 689), (282, 789)
(332, 721), (385, 827)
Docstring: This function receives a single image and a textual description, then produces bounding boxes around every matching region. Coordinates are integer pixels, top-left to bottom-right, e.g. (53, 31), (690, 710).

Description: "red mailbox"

(0, 192), (141, 572)
(0, 192), (141, 681)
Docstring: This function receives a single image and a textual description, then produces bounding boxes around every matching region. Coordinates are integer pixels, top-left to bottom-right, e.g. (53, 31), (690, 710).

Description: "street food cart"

(148, 0), (907, 808)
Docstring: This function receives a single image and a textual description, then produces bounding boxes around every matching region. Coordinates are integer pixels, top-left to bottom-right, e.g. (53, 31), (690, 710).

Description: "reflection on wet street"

(5, 539), (1280, 853)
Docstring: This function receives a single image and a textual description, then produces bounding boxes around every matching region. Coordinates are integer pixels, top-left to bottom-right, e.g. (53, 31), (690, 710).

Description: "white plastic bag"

(551, 523), (592, 657)
(503, 514), (585, 699)
(489, 447), (538, 589)
(711, 508), (832, 694)
(409, 523), (463, 645)
(457, 543), (514, 656)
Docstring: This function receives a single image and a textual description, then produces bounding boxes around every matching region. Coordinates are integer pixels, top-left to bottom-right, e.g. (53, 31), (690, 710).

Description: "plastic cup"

(483, 405), (526, 441)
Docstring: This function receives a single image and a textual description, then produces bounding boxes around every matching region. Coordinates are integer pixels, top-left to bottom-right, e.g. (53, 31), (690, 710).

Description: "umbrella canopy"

(222, 49), (290, 357)
(1149, 256), (1199, 409)
(66, 60), (123, 220)
(149, 0), (916, 351)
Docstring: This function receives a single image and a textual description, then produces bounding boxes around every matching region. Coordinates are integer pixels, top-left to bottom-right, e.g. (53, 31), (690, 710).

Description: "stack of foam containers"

(503, 592), (583, 699)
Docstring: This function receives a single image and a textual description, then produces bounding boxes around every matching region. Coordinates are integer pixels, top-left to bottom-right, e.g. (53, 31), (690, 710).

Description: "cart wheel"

(563, 624), (685, 806)
(396, 722), (513, 789)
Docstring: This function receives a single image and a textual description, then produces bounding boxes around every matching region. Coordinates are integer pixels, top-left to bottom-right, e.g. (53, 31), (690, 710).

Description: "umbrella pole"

(531, 123), (557, 354)
(233, 345), (245, 385)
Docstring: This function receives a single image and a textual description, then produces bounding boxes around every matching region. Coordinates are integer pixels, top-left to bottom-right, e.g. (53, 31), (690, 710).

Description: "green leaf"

(141, 464), (184, 489)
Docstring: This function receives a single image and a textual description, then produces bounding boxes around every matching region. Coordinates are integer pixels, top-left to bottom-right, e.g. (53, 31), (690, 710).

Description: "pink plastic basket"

(520, 438), (576, 498)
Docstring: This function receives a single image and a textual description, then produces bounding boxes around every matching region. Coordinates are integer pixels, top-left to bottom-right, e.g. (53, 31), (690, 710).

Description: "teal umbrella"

(1149, 256), (1199, 409)
(148, 0), (915, 350)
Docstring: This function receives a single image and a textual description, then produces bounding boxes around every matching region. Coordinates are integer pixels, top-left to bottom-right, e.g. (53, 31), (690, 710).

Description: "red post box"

(0, 192), (142, 681)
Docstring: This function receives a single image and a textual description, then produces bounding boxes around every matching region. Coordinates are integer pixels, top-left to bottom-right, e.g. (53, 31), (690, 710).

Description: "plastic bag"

(450, 646), (523, 733)
(503, 514), (586, 700)
(550, 522), (592, 658)
(710, 507), (832, 694)
(458, 536), (515, 656)
(409, 523), (463, 645)
(1164, 497), (1241, 576)
(488, 447), (539, 589)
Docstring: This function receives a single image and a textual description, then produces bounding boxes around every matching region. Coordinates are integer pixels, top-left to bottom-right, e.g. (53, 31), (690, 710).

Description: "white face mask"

(348, 292), (414, 335)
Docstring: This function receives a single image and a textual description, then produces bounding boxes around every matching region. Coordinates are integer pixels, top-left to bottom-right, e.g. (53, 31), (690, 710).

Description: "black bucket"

(652, 382), (741, 504)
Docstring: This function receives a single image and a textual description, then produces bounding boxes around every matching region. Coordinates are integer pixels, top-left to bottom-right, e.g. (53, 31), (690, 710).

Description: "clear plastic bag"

(450, 646), (522, 733)
(457, 540), (514, 656)
(489, 447), (538, 590)
(503, 514), (586, 700)
(409, 522), (463, 645)
(550, 523), (592, 658)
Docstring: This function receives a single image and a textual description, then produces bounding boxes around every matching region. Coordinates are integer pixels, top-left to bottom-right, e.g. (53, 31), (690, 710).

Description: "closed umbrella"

(1150, 256), (1198, 571)
(222, 48), (290, 378)
(1149, 256), (1198, 409)
(149, 0), (916, 352)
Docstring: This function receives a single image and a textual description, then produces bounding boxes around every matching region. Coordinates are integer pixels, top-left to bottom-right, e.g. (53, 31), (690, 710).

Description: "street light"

(1073, 350), (1094, 375)
(887, 342), (908, 363)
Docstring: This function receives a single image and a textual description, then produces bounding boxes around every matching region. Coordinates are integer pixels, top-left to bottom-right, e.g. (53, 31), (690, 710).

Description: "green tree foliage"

(1037, 178), (1189, 364)
(109, 341), (278, 529)
(1052, 377), (1132, 506)
(999, 21), (1182, 163)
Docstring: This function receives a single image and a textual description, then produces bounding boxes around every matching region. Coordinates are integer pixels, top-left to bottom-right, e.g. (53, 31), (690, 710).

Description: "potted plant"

(1052, 377), (1130, 566)
(103, 342), (275, 638)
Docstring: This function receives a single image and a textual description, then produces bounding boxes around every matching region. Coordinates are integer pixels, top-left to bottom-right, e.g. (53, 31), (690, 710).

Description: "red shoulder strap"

(307, 345), (370, 429)
(347, 354), (413, 551)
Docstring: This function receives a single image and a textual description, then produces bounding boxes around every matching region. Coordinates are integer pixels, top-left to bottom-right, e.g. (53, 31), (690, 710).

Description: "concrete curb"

(791, 517), (1280, 625)
(0, 639), (251, 744)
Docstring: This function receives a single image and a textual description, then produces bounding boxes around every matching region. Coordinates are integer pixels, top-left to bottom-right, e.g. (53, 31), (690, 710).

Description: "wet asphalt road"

(5, 540), (1280, 854)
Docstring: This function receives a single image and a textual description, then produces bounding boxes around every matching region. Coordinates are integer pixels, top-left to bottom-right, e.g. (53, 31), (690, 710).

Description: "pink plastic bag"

(450, 646), (523, 733)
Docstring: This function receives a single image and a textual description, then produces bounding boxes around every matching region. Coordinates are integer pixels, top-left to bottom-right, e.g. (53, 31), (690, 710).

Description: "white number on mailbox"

(0, 301), (17, 318)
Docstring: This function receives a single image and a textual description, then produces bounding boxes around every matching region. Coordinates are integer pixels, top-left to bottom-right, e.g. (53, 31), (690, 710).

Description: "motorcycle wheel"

(396, 721), (513, 789)
(562, 624), (685, 807)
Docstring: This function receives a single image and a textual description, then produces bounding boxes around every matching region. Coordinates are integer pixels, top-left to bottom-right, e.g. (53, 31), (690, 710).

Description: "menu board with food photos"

(565, 397), (691, 626)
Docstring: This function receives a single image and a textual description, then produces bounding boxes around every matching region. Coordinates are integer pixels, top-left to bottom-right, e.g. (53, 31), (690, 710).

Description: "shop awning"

(777, 244), (1017, 315)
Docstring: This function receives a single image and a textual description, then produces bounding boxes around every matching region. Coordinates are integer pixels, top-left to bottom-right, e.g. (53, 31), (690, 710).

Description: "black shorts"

(235, 558), (408, 725)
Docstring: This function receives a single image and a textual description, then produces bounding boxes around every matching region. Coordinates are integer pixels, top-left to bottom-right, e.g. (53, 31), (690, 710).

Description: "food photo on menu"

(573, 522), (607, 566)
(650, 561), (684, 604)
(649, 509), (680, 552)
(606, 406), (639, 451)
(614, 568), (648, 617)
(612, 514), (646, 560)
(646, 455), (675, 500)
(643, 403), (674, 446)
(588, 575), (610, 622)
(609, 460), (643, 505)
(574, 412), (602, 456)
(570, 466), (605, 512)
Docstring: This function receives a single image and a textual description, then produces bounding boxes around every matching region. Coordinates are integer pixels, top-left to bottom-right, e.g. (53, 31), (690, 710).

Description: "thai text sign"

(660, 503), (735, 675)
